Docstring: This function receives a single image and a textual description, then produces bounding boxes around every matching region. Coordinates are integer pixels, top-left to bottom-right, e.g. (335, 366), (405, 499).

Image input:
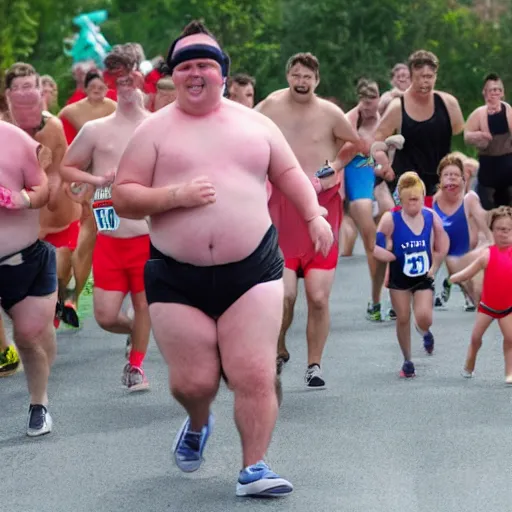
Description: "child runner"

(373, 172), (449, 377)
(450, 206), (512, 383)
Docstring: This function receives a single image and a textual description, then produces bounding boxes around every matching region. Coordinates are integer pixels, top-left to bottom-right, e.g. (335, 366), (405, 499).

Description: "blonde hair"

(397, 171), (426, 198)
(489, 205), (512, 230)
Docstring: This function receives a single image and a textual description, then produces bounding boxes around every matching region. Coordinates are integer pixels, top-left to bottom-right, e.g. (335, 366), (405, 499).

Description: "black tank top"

(393, 93), (452, 196)
(478, 103), (512, 188)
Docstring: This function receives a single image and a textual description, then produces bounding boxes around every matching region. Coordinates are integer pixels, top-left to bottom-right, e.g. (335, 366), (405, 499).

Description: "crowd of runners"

(1, 20), (512, 498)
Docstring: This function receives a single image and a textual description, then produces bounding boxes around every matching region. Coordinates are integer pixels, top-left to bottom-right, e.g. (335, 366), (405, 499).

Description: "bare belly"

(150, 201), (272, 266)
(39, 199), (81, 234)
(0, 211), (40, 258)
(99, 217), (149, 239)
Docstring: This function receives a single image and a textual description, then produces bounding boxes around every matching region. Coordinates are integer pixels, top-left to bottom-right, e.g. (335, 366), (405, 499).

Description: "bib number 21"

(403, 251), (429, 277)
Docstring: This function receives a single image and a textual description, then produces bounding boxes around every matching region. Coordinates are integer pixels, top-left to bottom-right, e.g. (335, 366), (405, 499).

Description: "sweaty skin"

(33, 115), (81, 238)
(0, 121), (49, 258)
(256, 90), (358, 180)
(58, 97), (117, 136)
(114, 98), (325, 261)
(60, 101), (149, 240)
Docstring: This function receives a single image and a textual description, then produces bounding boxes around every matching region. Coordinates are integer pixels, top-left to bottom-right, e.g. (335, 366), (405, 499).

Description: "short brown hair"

(286, 52), (319, 78)
(5, 62), (39, 89)
(437, 154), (465, 179)
(104, 43), (141, 72)
(227, 73), (255, 89)
(41, 75), (57, 89)
(356, 78), (379, 99)
(408, 50), (439, 73)
(489, 205), (512, 230)
(391, 63), (408, 78)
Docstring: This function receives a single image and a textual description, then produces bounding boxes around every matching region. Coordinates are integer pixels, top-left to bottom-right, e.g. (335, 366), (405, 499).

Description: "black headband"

(166, 43), (230, 78)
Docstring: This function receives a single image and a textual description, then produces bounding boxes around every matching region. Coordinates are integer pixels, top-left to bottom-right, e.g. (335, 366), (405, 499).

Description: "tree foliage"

(3, 0), (512, 124)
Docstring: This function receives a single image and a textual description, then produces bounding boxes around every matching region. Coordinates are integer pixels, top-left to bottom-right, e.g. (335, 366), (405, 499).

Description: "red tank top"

(480, 245), (512, 311)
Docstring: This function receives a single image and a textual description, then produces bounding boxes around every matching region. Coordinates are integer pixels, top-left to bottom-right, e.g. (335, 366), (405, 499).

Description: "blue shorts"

(344, 155), (375, 202)
(0, 240), (57, 312)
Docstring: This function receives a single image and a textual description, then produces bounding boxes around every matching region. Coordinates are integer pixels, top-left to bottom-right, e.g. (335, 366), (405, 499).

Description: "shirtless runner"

(58, 71), (117, 312)
(112, 21), (333, 496)
(256, 52), (359, 387)
(60, 73), (152, 392)
(5, 63), (80, 329)
(0, 120), (56, 436)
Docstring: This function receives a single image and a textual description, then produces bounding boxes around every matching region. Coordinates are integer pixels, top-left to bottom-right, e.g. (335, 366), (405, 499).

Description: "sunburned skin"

(0, 121), (48, 257)
(33, 115), (81, 238)
(61, 89), (149, 239)
(58, 96), (117, 134)
(255, 86), (358, 177)
(115, 97), (325, 264)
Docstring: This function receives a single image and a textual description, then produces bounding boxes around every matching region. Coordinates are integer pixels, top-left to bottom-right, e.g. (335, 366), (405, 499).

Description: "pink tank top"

(480, 245), (512, 311)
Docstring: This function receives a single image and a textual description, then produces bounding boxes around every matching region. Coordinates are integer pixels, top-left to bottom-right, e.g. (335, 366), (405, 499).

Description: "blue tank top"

(433, 200), (470, 257)
(391, 208), (433, 278)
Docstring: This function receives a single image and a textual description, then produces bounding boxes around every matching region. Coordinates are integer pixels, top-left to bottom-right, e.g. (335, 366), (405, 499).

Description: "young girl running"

(450, 206), (512, 383)
(373, 172), (449, 377)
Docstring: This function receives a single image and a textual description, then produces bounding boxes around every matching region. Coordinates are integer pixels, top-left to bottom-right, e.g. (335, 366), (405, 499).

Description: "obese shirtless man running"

(112, 20), (333, 497)
(60, 73), (151, 392)
(256, 53), (359, 387)
(0, 120), (57, 436)
(5, 63), (80, 329)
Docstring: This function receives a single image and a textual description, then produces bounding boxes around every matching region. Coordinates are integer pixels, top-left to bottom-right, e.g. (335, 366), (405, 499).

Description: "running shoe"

(305, 364), (325, 388)
(423, 331), (435, 355)
(385, 307), (397, 321)
(172, 414), (214, 473)
(62, 301), (80, 328)
(366, 302), (382, 322)
(0, 345), (20, 377)
(461, 368), (474, 378)
(236, 461), (293, 497)
(441, 278), (452, 304)
(121, 364), (149, 392)
(463, 293), (476, 312)
(400, 360), (415, 378)
(434, 296), (445, 308)
(27, 404), (52, 437)
(505, 375), (512, 385)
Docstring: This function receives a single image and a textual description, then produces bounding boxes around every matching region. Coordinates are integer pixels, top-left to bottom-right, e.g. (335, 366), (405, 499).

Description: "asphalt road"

(2, 245), (512, 512)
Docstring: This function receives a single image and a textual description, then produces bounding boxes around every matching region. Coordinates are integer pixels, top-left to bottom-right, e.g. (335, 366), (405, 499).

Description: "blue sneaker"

(172, 414), (214, 473)
(236, 461), (293, 497)
(400, 360), (415, 378)
(423, 331), (434, 354)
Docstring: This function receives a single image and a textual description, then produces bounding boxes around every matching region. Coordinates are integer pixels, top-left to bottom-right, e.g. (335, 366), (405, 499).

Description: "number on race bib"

(403, 251), (429, 277)
(93, 206), (120, 232)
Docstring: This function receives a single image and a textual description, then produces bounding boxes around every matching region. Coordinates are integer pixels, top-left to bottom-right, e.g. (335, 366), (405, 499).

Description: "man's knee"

(13, 318), (52, 348)
(171, 371), (219, 402)
(306, 281), (331, 310)
(94, 307), (120, 331)
(226, 362), (275, 396)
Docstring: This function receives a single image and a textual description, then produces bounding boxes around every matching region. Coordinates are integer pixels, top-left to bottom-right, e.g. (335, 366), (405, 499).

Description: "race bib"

(403, 251), (429, 277)
(92, 186), (120, 232)
(93, 205), (120, 232)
